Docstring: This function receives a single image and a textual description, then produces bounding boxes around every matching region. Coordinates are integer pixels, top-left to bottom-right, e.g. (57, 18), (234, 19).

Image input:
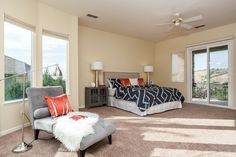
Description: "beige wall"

(78, 26), (155, 108)
(0, 0), (78, 134)
(154, 22), (236, 108)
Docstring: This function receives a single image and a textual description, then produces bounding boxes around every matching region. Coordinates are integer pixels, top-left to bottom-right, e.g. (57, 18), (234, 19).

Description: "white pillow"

(129, 78), (138, 86)
(107, 79), (113, 88)
(108, 88), (116, 96)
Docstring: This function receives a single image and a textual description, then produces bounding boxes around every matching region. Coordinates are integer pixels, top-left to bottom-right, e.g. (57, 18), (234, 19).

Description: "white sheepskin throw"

(53, 112), (99, 152)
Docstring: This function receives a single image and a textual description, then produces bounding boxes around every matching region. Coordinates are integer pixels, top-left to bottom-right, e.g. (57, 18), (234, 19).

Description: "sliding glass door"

(188, 40), (232, 107)
(209, 45), (229, 106)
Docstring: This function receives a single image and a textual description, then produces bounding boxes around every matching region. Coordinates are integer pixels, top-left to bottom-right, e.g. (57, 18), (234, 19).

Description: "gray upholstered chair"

(26, 86), (116, 157)
(26, 86), (63, 138)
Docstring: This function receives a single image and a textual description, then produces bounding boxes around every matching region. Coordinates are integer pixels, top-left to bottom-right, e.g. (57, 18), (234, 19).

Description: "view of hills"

(193, 68), (228, 103)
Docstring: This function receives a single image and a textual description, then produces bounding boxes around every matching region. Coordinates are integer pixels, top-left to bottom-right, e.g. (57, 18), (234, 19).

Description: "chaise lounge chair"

(26, 86), (116, 157)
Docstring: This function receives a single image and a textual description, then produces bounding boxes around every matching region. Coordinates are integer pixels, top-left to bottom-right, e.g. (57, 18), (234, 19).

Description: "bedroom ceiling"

(39, 0), (236, 42)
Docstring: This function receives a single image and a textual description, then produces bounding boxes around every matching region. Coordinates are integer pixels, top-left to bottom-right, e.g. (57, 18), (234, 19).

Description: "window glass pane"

(209, 45), (228, 106)
(192, 49), (207, 102)
(4, 21), (32, 101)
(42, 35), (67, 92)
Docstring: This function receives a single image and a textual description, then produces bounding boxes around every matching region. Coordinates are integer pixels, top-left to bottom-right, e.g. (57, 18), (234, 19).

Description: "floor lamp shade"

(91, 61), (103, 87)
(53, 65), (63, 77)
(144, 65), (154, 85)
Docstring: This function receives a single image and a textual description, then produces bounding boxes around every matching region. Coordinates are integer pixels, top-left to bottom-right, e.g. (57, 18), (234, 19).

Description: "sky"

(42, 35), (67, 79)
(194, 50), (228, 71)
(4, 22), (31, 65)
(4, 22), (67, 78)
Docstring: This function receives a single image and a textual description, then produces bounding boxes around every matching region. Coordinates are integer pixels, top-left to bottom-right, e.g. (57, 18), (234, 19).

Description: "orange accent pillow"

(138, 78), (145, 86)
(45, 94), (73, 118)
(119, 78), (131, 87)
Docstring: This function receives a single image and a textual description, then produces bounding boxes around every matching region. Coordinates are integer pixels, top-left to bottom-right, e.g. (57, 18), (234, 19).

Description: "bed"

(104, 72), (184, 116)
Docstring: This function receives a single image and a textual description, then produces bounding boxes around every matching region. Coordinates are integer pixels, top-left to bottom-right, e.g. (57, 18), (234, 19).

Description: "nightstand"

(85, 86), (108, 108)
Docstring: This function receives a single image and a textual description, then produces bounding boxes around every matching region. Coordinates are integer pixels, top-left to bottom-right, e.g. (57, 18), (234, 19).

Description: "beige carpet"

(1, 103), (236, 157)
(54, 145), (95, 157)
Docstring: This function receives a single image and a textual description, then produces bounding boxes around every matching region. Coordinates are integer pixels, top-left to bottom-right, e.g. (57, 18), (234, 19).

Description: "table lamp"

(91, 61), (103, 87)
(144, 65), (154, 86)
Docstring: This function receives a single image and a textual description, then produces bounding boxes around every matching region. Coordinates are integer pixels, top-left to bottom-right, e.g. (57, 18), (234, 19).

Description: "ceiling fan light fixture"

(175, 21), (181, 26)
(173, 18), (182, 26)
(156, 13), (203, 31)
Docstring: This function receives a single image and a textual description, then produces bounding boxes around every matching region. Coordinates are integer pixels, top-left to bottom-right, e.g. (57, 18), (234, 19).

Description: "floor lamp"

(0, 64), (62, 153)
(144, 65), (154, 86)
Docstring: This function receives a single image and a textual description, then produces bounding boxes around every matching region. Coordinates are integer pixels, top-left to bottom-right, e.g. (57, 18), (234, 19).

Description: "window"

(172, 52), (184, 82)
(4, 21), (33, 101)
(42, 33), (68, 92)
(187, 40), (233, 107)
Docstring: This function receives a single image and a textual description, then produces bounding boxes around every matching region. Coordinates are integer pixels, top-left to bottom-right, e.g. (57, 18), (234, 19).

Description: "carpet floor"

(1, 103), (236, 157)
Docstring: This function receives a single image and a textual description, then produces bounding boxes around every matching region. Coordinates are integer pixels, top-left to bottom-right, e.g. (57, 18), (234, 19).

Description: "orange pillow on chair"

(45, 94), (73, 118)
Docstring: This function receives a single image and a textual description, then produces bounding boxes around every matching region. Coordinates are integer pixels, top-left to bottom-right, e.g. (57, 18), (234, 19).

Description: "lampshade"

(144, 65), (154, 72)
(91, 61), (103, 70)
(53, 65), (63, 77)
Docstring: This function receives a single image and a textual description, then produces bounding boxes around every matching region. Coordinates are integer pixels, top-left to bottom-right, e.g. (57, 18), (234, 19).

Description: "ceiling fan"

(156, 13), (203, 30)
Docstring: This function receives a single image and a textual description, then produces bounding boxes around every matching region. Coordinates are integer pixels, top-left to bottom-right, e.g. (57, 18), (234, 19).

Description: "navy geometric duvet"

(114, 85), (185, 112)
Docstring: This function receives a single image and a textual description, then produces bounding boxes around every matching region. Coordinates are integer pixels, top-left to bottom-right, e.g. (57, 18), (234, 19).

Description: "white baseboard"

(0, 122), (30, 137)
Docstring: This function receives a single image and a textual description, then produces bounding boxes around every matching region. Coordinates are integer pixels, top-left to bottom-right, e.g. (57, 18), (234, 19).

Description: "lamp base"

(12, 142), (32, 153)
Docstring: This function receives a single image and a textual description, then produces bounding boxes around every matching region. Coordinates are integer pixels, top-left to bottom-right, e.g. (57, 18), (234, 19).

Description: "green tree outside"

(43, 68), (66, 92)
(5, 69), (66, 101)
(5, 77), (30, 101)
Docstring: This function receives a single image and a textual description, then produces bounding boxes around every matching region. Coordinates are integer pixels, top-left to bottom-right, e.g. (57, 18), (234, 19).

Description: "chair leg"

(108, 135), (112, 144)
(34, 130), (40, 140)
(77, 149), (86, 157)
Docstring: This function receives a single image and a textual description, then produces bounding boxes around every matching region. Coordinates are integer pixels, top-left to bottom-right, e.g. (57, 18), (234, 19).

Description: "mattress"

(108, 96), (182, 116)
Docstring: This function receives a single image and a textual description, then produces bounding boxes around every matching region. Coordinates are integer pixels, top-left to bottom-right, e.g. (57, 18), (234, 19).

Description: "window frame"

(42, 30), (70, 94)
(187, 39), (234, 108)
(3, 15), (36, 103)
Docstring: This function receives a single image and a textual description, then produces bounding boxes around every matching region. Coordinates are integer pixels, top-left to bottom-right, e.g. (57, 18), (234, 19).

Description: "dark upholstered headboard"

(103, 72), (140, 86)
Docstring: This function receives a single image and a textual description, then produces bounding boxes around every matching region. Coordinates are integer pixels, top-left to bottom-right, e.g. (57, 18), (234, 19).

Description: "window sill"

(4, 98), (28, 105)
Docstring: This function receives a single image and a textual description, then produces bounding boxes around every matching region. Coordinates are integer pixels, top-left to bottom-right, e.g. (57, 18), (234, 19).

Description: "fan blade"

(183, 15), (203, 23)
(181, 23), (193, 30)
(165, 25), (175, 32)
(155, 22), (172, 26)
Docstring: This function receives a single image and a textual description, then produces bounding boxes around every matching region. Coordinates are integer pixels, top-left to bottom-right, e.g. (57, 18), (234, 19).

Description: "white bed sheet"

(108, 96), (182, 116)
